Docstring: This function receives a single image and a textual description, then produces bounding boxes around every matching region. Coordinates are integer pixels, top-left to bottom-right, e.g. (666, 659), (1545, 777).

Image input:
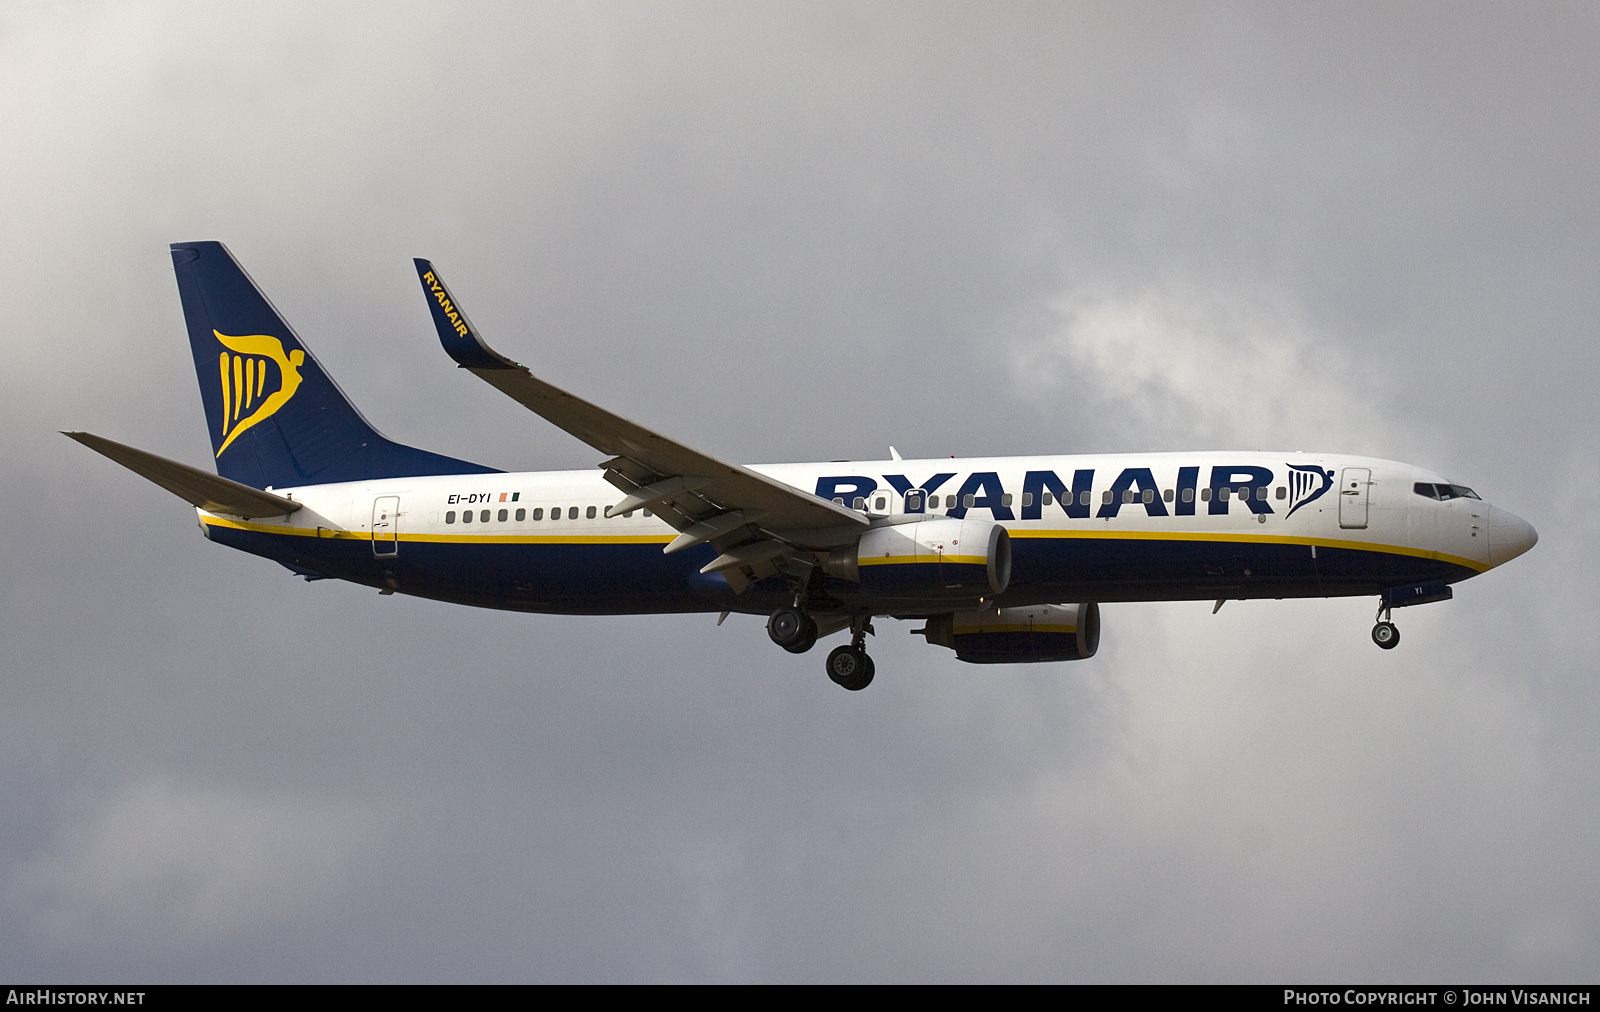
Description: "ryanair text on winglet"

(422, 271), (471, 338)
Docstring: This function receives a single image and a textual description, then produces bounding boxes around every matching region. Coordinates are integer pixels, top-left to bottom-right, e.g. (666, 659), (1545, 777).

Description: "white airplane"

(66, 242), (1539, 690)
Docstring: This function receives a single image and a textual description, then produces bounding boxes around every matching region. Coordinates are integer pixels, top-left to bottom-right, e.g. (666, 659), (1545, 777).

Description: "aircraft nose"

(1487, 505), (1538, 567)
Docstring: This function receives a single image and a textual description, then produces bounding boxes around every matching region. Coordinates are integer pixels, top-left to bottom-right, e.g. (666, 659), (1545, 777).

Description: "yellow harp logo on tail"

(214, 330), (305, 457)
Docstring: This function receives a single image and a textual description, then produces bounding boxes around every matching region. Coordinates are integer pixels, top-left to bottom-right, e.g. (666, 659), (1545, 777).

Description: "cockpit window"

(1416, 482), (1481, 501)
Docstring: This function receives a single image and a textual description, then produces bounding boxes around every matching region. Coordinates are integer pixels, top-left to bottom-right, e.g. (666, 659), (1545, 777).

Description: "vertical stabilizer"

(170, 242), (497, 487)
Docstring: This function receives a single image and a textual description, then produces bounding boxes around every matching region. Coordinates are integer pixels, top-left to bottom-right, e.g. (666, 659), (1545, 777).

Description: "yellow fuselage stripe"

(859, 554), (990, 567)
(197, 514), (1489, 571)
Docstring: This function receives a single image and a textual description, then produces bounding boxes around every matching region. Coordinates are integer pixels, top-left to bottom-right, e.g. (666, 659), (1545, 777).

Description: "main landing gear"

(767, 606), (875, 690)
(826, 644), (874, 691)
(1372, 601), (1400, 650)
(826, 618), (876, 691)
(766, 605), (818, 654)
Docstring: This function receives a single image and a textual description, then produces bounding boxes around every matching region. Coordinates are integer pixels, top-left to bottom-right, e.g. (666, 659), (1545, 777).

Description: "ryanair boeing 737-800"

(66, 242), (1538, 690)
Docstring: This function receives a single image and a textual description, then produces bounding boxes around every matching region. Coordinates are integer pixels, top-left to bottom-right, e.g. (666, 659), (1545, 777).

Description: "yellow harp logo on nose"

(214, 330), (305, 456)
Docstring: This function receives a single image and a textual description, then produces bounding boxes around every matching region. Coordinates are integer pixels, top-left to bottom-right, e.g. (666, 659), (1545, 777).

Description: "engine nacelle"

(828, 517), (1011, 603)
(921, 603), (1100, 664)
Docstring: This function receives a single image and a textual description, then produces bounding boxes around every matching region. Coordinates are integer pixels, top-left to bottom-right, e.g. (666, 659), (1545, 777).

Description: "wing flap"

(64, 431), (303, 519)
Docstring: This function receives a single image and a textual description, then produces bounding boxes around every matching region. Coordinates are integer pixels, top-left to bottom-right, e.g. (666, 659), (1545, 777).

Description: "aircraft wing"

(412, 260), (868, 575)
(64, 431), (303, 518)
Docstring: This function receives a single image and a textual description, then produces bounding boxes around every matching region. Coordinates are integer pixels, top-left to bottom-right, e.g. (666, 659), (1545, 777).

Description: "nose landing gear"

(1371, 601), (1400, 650)
(1371, 621), (1400, 649)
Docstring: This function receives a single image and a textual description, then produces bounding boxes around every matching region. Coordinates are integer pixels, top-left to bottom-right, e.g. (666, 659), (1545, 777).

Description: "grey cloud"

(10, 778), (377, 950)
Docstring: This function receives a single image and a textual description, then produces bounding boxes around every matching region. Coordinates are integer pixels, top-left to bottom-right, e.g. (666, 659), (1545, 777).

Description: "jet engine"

(919, 602), (1100, 664)
(826, 517), (1010, 604)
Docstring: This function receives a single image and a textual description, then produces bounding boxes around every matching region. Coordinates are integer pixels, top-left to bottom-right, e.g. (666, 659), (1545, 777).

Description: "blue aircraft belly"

(206, 524), (1479, 615)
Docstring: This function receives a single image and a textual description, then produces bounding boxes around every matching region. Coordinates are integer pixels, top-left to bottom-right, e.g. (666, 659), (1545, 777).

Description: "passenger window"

(1256, 487), (1267, 500)
(445, 511), (456, 524)
(1219, 488), (1230, 501)
(1143, 489), (1155, 503)
(643, 509), (652, 517)
(1201, 488), (1213, 502)
(515, 508), (526, 521)
(498, 509), (508, 522)
(624, 510), (634, 518)
(463, 509), (473, 523)
(532, 508), (544, 520)
(480, 510), (490, 522)
(1182, 488), (1194, 503)
(568, 507), (579, 519)
(1040, 492), (1051, 506)
(1276, 487), (1287, 500)
(874, 497), (887, 511)
(549, 508), (560, 521)
(961, 494), (974, 508)
(1001, 493), (1013, 507)
(1022, 492), (1034, 507)
(833, 497), (845, 506)
(1121, 489), (1134, 504)
(1079, 491), (1091, 506)
(586, 506), (597, 519)
(853, 497), (866, 510)
(1102, 490), (1113, 505)
(1163, 489), (1174, 502)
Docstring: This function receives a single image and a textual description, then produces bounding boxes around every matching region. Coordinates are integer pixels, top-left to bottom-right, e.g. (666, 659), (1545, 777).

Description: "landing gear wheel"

(826, 645), (875, 691)
(782, 618), (819, 654)
(767, 606), (811, 649)
(1371, 622), (1400, 649)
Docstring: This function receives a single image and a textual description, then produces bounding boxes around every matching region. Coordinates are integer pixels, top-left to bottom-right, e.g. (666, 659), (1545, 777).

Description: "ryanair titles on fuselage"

(810, 461), (1337, 521)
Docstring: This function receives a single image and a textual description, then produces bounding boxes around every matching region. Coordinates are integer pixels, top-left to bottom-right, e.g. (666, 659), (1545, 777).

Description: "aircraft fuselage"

(201, 450), (1531, 617)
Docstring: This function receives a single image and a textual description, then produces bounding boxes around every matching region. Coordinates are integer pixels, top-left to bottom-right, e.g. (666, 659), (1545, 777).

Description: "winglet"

(413, 259), (518, 370)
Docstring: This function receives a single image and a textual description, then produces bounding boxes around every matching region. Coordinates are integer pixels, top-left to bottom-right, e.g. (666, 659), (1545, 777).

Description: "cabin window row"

(839, 486), (1293, 511)
(444, 506), (654, 524)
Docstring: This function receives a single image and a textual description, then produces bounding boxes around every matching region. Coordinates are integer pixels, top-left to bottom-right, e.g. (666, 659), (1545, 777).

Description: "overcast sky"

(1, 1), (1596, 982)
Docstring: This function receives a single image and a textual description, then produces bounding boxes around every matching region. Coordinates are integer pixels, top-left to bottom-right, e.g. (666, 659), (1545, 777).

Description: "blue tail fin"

(171, 242), (498, 488)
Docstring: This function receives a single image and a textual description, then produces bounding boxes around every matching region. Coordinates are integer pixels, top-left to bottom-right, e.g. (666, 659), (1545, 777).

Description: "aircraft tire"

(1371, 622), (1400, 650)
(826, 645), (874, 690)
(767, 606), (810, 649)
(782, 618), (819, 654)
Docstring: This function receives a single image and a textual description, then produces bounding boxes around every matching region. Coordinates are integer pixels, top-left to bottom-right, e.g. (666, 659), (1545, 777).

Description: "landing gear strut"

(1371, 601), (1400, 650)
(826, 617), (875, 690)
(767, 605), (818, 654)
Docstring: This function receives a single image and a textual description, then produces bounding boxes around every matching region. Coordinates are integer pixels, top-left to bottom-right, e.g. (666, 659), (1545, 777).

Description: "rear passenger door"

(372, 495), (400, 556)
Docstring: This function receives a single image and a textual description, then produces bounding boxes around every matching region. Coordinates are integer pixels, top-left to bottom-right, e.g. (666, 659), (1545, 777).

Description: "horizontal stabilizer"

(63, 431), (303, 519)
